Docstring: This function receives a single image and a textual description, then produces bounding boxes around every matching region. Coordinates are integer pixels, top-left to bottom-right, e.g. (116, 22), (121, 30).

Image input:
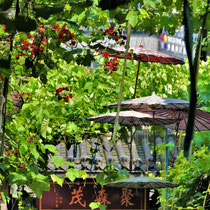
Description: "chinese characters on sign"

(95, 188), (111, 205)
(69, 186), (86, 208)
(121, 188), (134, 207)
(38, 181), (144, 209)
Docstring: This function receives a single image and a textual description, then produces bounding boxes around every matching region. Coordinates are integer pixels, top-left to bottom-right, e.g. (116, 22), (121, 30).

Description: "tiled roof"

(49, 130), (178, 176)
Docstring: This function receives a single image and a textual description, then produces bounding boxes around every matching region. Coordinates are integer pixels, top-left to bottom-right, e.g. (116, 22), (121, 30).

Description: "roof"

(48, 130), (179, 176)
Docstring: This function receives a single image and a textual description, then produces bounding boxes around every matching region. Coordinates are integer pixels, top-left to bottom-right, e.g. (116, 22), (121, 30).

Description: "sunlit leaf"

(126, 11), (138, 28)
(45, 144), (59, 154)
(50, 174), (64, 187)
(52, 156), (65, 168)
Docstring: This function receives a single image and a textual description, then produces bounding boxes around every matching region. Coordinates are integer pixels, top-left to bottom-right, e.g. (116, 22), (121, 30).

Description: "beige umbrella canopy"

(87, 110), (179, 171)
(104, 92), (202, 162)
(104, 92), (202, 110)
(87, 110), (179, 126)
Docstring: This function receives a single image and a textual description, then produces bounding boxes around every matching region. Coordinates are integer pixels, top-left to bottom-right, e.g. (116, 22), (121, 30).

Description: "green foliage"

(96, 164), (130, 187)
(89, 201), (107, 210)
(159, 144), (210, 209)
(0, 0), (209, 208)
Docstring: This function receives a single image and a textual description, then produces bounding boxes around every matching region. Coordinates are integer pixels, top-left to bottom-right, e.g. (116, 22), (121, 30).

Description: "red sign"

(37, 180), (147, 209)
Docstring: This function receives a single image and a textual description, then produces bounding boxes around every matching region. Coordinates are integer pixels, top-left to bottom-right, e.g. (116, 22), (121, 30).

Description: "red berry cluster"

(22, 92), (30, 101)
(55, 87), (73, 102)
(16, 35), (47, 59)
(103, 51), (119, 73)
(102, 26), (114, 35)
(53, 24), (76, 45)
(102, 26), (127, 45)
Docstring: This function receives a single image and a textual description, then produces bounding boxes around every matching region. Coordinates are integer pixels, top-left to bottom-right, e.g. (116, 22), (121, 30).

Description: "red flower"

(69, 93), (73, 99)
(23, 40), (30, 47)
(19, 163), (24, 168)
(0, 193), (2, 199)
(53, 24), (60, 30)
(16, 55), (19, 60)
(8, 37), (11, 41)
(39, 46), (44, 52)
(64, 96), (69, 102)
(70, 33), (74, 39)
(16, 154), (20, 158)
(65, 86), (69, 91)
(6, 152), (12, 156)
(28, 137), (33, 142)
(57, 88), (63, 93)
(15, 94), (19, 98)
(103, 51), (109, 58)
(26, 97), (30, 100)
(104, 68), (108, 71)
(105, 61), (110, 66)
(39, 28), (45, 34)
(25, 33), (31, 39)
(62, 23), (67, 30)
(105, 29), (113, 35)
(58, 31), (64, 41)
(26, 93), (30, 96)
(114, 36), (119, 41)
(22, 92), (25, 95)
(2, 24), (6, 30)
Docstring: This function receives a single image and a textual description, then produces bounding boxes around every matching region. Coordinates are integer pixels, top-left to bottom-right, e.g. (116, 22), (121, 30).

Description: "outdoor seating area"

(0, 1), (209, 209)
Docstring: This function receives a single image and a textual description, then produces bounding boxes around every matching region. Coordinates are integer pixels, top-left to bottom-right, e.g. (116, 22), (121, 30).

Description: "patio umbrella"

(99, 46), (185, 98)
(104, 175), (178, 209)
(154, 109), (210, 131)
(87, 110), (179, 170)
(87, 110), (178, 126)
(104, 92), (202, 162)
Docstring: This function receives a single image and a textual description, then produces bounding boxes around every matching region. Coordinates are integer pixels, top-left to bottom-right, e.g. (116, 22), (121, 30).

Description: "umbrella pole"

(129, 126), (133, 171)
(153, 111), (156, 163)
(144, 188), (147, 210)
(172, 122), (180, 166)
(133, 61), (141, 99)
(166, 128), (169, 201)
